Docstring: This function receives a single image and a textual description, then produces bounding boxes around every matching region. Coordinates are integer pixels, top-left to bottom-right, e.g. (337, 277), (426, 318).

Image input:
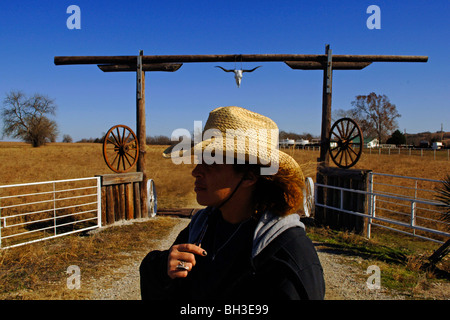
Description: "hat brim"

(162, 138), (302, 177)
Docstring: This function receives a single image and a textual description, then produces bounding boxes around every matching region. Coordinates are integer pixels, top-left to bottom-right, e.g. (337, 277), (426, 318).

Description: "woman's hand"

(167, 243), (207, 279)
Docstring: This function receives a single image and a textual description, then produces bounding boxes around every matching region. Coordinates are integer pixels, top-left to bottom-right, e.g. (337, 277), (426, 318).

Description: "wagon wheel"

(303, 177), (314, 217)
(103, 124), (139, 173)
(147, 179), (158, 217)
(329, 118), (363, 169)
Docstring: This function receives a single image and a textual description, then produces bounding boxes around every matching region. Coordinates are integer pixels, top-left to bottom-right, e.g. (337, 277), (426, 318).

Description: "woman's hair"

(233, 163), (305, 217)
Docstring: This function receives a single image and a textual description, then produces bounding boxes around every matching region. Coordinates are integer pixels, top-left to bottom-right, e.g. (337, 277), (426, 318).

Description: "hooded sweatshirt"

(140, 207), (325, 300)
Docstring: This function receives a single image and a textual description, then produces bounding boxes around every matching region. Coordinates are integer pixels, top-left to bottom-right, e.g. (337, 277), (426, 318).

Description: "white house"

(351, 137), (379, 148)
(365, 138), (379, 148)
(295, 139), (309, 146)
(279, 138), (295, 148)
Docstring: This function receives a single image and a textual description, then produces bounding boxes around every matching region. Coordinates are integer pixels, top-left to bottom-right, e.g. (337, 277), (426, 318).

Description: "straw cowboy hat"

(163, 106), (302, 176)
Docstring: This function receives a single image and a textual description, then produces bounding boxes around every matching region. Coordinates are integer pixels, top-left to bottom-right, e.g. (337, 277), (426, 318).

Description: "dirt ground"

(83, 217), (449, 300)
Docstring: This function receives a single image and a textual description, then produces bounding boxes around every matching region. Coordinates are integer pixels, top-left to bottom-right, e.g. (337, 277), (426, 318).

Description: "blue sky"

(0, 0), (448, 142)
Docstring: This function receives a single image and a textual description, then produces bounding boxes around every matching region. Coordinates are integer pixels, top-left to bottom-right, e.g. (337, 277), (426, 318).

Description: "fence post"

(0, 194), (2, 248)
(53, 182), (57, 236)
(367, 172), (374, 238)
(96, 177), (102, 227)
(411, 201), (416, 236)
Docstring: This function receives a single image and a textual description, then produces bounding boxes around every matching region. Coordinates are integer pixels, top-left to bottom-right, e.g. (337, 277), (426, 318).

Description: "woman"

(140, 106), (325, 300)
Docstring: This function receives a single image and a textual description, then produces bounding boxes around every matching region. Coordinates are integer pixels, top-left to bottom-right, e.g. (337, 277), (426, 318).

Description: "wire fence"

(366, 147), (449, 161)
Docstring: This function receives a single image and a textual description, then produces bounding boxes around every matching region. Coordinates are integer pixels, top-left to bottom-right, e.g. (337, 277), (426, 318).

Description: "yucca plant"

(436, 174), (450, 226)
(424, 175), (450, 269)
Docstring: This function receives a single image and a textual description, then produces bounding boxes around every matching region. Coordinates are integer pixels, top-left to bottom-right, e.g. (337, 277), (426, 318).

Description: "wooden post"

(137, 50), (148, 217)
(319, 44), (333, 166)
(315, 45), (333, 224)
(316, 167), (371, 234)
(106, 186), (114, 224)
(119, 184), (126, 220)
(125, 183), (134, 220)
(98, 173), (143, 224)
(134, 182), (141, 218)
(101, 187), (107, 226)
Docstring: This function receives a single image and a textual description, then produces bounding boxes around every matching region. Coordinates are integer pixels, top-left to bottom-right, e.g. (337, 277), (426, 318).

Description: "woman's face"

(191, 163), (243, 207)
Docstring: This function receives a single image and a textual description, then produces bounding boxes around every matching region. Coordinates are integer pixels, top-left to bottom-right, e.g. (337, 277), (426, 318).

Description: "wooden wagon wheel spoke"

(110, 152), (119, 166)
(330, 131), (341, 140)
(336, 122), (345, 139)
(103, 124), (139, 173)
(346, 125), (357, 140)
(343, 119), (350, 138)
(329, 118), (363, 169)
(107, 137), (120, 148)
(123, 152), (133, 167)
(345, 148), (355, 164)
(111, 130), (121, 146)
(347, 145), (359, 157)
(338, 148), (345, 165)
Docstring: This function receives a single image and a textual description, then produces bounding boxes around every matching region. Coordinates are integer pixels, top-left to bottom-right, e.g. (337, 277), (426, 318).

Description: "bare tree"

(2, 91), (58, 147)
(351, 92), (400, 144)
(62, 134), (73, 143)
(332, 107), (377, 140)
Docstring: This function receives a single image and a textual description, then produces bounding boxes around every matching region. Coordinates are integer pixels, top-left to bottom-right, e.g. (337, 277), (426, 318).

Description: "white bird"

(215, 66), (262, 88)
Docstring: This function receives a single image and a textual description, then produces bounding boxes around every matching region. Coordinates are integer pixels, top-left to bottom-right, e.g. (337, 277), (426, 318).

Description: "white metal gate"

(0, 177), (101, 249)
(314, 172), (450, 244)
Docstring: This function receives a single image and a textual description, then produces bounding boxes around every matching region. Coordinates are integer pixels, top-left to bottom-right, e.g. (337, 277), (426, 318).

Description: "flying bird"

(215, 66), (262, 88)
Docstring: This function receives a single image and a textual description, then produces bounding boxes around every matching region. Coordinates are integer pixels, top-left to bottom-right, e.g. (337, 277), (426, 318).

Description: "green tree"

(1, 91), (58, 147)
(386, 129), (406, 145)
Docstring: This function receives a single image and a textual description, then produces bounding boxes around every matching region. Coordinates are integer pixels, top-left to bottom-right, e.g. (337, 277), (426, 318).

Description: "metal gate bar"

(0, 177), (101, 249)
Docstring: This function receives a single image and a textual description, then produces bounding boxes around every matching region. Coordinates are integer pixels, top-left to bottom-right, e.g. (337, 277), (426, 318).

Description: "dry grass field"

(0, 142), (448, 299)
(0, 142), (448, 210)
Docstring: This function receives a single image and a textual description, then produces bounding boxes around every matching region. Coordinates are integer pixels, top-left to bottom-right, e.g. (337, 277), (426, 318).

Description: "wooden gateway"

(55, 46), (427, 228)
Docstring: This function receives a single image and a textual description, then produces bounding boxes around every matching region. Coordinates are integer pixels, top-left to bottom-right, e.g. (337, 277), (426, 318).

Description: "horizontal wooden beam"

(97, 172), (143, 186)
(55, 56), (137, 65)
(285, 61), (372, 70)
(98, 63), (182, 72)
(54, 54), (428, 66)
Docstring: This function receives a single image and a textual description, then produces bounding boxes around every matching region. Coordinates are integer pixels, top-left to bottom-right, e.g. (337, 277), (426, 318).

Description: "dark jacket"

(140, 208), (325, 300)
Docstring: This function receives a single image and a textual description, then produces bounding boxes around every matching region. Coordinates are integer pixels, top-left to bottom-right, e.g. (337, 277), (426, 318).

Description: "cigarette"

(195, 224), (208, 246)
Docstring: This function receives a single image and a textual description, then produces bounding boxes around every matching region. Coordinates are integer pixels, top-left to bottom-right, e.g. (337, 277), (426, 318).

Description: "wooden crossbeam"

(285, 61), (372, 70)
(98, 63), (182, 72)
(54, 54), (428, 65)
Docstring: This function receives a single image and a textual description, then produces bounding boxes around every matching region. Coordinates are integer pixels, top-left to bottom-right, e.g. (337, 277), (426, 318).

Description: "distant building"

(432, 142), (443, 150)
(352, 137), (379, 148)
(295, 139), (309, 146)
(279, 138), (295, 148)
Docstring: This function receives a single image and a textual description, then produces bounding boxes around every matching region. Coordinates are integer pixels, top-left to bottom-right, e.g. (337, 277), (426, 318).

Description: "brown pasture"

(0, 142), (448, 210)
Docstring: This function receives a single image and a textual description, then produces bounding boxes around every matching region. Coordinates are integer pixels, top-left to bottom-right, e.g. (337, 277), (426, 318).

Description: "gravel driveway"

(87, 217), (411, 300)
